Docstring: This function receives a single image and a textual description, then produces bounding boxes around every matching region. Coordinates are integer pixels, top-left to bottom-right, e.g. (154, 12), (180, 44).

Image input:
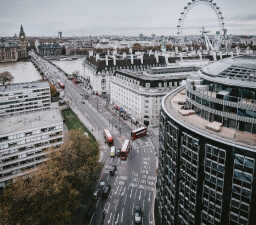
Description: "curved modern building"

(157, 55), (256, 225)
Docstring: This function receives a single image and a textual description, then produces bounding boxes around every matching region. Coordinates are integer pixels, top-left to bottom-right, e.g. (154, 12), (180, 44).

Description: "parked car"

(102, 185), (111, 197)
(86, 206), (95, 219)
(116, 149), (121, 157)
(58, 100), (66, 106)
(134, 206), (142, 223)
(109, 165), (117, 175)
(92, 189), (100, 200)
(81, 101), (85, 104)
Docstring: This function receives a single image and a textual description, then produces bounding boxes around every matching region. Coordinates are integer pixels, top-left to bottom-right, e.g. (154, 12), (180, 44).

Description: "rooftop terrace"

(163, 86), (256, 151)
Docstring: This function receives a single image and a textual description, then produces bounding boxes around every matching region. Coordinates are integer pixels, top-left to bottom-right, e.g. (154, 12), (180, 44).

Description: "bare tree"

(0, 71), (14, 86)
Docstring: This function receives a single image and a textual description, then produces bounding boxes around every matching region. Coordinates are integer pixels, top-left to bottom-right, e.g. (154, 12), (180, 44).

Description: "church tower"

(19, 25), (27, 58)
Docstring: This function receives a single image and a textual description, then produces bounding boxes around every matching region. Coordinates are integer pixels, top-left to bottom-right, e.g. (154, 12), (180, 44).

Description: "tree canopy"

(0, 130), (101, 225)
(0, 71), (14, 86)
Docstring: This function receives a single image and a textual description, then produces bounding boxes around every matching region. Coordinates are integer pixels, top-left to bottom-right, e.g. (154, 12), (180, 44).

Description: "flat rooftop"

(116, 69), (193, 81)
(163, 86), (256, 151)
(0, 81), (49, 93)
(0, 108), (63, 136)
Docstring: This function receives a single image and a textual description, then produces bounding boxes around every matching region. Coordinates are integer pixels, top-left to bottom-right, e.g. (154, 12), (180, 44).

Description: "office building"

(58, 32), (62, 39)
(157, 55), (256, 225)
(0, 81), (51, 117)
(111, 66), (199, 127)
(0, 109), (64, 188)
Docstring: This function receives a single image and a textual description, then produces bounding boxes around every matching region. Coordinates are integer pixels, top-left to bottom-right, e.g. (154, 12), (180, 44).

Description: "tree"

(49, 83), (57, 97)
(0, 130), (101, 225)
(132, 43), (142, 51)
(0, 71), (14, 86)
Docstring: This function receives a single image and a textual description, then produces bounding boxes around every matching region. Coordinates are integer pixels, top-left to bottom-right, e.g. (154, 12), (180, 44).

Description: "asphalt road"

(30, 52), (157, 225)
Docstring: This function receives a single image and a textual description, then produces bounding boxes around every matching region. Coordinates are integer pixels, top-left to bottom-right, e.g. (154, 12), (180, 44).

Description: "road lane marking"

(139, 190), (142, 200)
(130, 188), (133, 198)
(121, 208), (124, 222)
(114, 213), (119, 225)
(124, 194), (127, 206)
(107, 212), (112, 224)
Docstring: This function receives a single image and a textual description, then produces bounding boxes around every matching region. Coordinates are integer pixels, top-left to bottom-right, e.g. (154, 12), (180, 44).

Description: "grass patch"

(62, 108), (96, 142)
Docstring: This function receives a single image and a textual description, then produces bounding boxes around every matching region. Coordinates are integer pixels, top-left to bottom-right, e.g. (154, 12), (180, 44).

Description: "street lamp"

(100, 181), (105, 225)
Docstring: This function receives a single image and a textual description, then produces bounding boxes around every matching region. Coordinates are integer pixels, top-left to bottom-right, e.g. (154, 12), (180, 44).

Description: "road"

(30, 51), (157, 225)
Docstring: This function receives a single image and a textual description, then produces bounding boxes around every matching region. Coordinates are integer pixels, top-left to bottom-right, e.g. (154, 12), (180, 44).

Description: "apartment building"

(0, 108), (64, 188)
(0, 81), (50, 117)
(157, 55), (256, 225)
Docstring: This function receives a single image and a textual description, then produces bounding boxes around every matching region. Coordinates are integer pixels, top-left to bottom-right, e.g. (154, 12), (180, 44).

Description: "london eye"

(177, 0), (227, 51)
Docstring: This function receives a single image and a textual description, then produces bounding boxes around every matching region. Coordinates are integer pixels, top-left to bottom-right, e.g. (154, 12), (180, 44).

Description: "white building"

(83, 51), (167, 96)
(0, 81), (51, 117)
(110, 66), (199, 127)
(0, 108), (64, 187)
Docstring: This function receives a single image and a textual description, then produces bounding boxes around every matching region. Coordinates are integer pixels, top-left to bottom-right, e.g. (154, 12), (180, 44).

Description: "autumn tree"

(132, 43), (142, 51)
(49, 82), (57, 97)
(0, 71), (14, 86)
(0, 130), (101, 225)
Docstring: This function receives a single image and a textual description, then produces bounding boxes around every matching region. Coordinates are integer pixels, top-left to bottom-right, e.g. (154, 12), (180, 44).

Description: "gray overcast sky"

(0, 0), (256, 37)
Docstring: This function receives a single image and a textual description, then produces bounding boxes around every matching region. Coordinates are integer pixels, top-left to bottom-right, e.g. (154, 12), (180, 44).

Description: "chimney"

(113, 55), (116, 66)
(105, 55), (108, 66)
(89, 50), (93, 57)
(129, 48), (132, 54)
(155, 52), (159, 63)
(219, 51), (223, 60)
(131, 54), (134, 64)
(199, 51), (202, 60)
(96, 53), (99, 61)
(213, 51), (217, 61)
(123, 52), (126, 59)
(107, 49), (110, 55)
(113, 50), (116, 56)
(141, 56), (143, 64)
(179, 53), (183, 61)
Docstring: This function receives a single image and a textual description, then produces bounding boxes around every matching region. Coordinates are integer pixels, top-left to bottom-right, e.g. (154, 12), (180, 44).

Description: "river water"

(52, 59), (85, 77)
(0, 59), (86, 84)
(0, 61), (42, 84)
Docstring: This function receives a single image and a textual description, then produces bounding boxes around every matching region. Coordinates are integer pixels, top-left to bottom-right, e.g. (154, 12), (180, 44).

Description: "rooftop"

(163, 86), (256, 152)
(116, 68), (192, 82)
(0, 81), (49, 93)
(0, 108), (63, 136)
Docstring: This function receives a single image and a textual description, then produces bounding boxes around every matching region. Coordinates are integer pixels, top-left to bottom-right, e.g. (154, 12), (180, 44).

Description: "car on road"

(58, 100), (66, 106)
(110, 146), (115, 157)
(92, 189), (100, 200)
(102, 185), (111, 197)
(116, 149), (121, 157)
(134, 206), (142, 224)
(86, 206), (95, 219)
(109, 165), (117, 175)
(81, 101), (85, 104)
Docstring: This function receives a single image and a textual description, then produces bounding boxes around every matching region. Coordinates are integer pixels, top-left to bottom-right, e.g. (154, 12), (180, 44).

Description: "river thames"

(0, 59), (85, 84)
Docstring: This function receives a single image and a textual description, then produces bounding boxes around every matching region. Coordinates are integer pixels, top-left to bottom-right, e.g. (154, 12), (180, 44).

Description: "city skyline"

(0, 0), (256, 37)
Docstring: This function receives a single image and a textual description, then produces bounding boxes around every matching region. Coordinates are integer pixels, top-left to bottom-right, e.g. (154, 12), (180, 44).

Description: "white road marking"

(124, 194), (127, 206)
(130, 188), (133, 198)
(148, 192), (151, 202)
(107, 212), (112, 224)
(114, 213), (119, 225)
(121, 208), (124, 222)
(134, 189), (137, 199)
(139, 190), (142, 200)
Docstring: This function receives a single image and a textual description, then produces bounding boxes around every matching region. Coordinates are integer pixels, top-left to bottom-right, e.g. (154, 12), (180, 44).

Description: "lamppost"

(100, 181), (105, 225)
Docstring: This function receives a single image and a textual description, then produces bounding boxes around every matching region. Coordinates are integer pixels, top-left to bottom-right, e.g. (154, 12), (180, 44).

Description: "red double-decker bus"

(120, 139), (131, 160)
(57, 79), (65, 89)
(131, 127), (147, 140)
(104, 129), (113, 146)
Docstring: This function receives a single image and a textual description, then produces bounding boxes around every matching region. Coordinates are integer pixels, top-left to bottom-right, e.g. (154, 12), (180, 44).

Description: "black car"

(134, 206), (142, 223)
(102, 185), (111, 197)
(92, 189), (100, 199)
(86, 206), (95, 219)
(109, 165), (117, 175)
(116, 149), (121, 157)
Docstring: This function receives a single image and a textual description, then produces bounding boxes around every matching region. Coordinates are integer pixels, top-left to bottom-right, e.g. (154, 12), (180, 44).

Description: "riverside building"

(0, 109), (64, 188)
(0, 81), (50, 117)
(110, 66), (199, 127)
(83, 51), (167, 96)
(157, 55), (256, 225)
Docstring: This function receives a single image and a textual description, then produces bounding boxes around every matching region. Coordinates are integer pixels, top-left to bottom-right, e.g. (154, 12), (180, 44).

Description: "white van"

(110, 146), (116, 157)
